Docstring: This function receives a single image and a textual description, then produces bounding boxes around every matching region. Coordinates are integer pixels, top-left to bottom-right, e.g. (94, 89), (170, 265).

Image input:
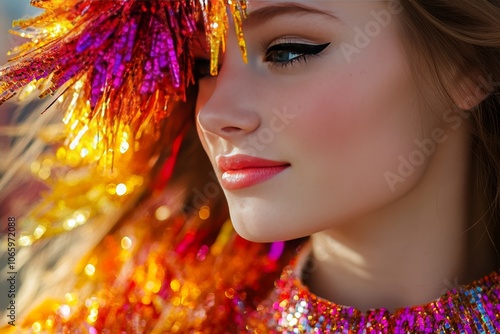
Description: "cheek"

(292, 77), (416, 160)
(195, 76), (220, 138)
(283, 52), (427, 206)
(195, 115), (209, 159)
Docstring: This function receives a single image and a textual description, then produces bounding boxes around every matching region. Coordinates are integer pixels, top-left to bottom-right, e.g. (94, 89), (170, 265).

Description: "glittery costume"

(0, 1), (499, 333)
(248, 248), (500, 333)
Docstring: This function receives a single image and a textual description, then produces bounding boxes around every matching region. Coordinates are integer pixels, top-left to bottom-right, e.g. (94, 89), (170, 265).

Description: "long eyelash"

(265, 42), (331, 70)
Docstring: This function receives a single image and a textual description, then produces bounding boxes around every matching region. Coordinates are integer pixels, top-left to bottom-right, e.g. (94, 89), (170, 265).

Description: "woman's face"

(196, 0), (438, 242)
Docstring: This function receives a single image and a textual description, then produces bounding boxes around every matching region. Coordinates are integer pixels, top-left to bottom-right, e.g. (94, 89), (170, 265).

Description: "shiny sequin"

(248, 255), (500, 333)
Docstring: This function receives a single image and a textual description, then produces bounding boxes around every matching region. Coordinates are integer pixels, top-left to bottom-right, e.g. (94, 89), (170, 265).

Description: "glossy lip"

(217, 154), (291, 190)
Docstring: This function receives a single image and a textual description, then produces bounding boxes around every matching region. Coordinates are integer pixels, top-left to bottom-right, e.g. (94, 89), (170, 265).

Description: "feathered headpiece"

(0, 0), (247, 241)
(1, 0), (247, 147)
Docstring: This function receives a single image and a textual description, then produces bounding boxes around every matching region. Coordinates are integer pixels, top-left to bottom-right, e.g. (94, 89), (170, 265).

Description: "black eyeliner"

(266, 42), (331, 55)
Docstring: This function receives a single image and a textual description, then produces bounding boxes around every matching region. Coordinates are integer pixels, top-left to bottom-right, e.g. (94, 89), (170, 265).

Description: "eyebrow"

(244, 2), (338, 27)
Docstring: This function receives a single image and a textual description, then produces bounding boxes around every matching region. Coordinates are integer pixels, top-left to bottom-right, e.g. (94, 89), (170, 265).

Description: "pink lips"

(217, 155), (290, 190)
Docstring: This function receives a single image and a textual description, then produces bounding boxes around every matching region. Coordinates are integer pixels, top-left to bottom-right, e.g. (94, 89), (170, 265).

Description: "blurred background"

(0, 0), (43, 317)
(0, 1), (41, 64)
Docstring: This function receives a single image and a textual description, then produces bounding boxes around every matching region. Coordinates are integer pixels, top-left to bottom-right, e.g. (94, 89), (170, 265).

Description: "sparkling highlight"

(248, 253), (500, 333)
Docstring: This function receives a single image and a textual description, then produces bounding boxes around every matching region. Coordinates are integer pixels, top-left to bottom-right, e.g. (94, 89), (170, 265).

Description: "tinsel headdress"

(0, 0), (247, 240)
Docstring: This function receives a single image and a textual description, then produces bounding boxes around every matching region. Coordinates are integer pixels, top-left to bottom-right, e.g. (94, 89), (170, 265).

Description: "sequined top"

(247, 250), (500, 333)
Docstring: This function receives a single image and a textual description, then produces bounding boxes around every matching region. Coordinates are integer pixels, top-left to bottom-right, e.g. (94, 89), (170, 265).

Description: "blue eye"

(264, 42), (330, 68)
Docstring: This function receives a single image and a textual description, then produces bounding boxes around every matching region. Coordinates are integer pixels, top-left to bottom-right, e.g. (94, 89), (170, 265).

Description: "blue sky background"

(0, 0), (43, 64)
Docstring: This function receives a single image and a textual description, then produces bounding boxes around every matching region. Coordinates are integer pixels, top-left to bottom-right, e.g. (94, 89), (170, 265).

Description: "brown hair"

(398, 0), (500, 270)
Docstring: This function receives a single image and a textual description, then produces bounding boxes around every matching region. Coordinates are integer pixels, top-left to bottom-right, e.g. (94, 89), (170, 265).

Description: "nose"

(196, 41), (261, 142)
(197, 93), (261, 140)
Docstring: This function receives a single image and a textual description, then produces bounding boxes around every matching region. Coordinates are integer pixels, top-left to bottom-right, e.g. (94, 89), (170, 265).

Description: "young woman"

(1, 0), (499, 332)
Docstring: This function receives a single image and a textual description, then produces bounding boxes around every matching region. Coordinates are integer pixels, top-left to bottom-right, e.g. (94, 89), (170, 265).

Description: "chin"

(227, 212), (270, 243)
(228, 209), (306, 243)
(229, 215), (271, 243)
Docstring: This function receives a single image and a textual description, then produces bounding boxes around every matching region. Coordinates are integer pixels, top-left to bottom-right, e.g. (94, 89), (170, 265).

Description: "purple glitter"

(248, 262), (500, 333)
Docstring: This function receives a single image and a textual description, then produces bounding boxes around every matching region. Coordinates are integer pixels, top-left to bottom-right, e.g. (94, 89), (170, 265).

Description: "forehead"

(245, 1), (394, 24)
(246, 0), (338, 15)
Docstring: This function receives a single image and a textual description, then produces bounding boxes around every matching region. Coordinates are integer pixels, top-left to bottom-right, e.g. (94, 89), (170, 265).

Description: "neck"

(305, 129), (486, 311)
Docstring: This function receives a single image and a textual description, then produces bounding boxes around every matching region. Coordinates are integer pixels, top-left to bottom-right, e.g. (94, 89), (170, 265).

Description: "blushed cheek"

(292, 81), (370, 155)
(292, 58), (423, 196)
